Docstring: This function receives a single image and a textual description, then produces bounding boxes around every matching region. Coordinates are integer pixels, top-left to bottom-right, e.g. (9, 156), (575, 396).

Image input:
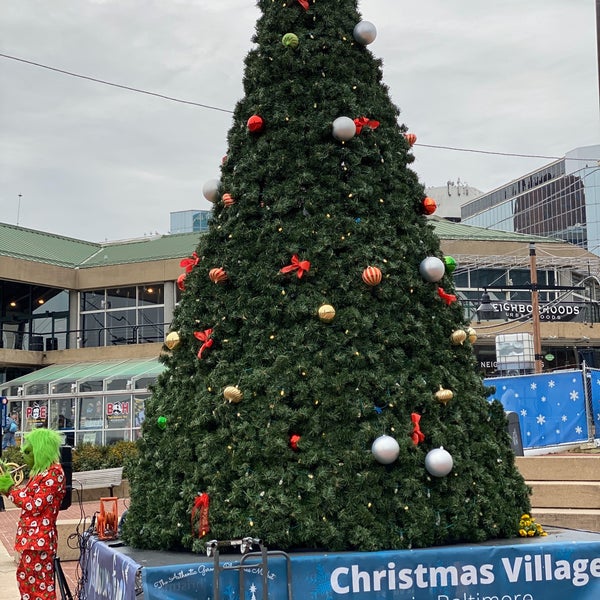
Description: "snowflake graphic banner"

(486, 370), (589, 448)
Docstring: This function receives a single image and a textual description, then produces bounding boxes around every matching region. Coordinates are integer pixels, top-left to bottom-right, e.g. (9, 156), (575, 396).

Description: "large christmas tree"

(123, 0), (530, 553)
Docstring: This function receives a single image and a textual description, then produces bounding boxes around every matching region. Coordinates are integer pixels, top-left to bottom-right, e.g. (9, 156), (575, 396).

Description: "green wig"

(23, 428), (62, 476)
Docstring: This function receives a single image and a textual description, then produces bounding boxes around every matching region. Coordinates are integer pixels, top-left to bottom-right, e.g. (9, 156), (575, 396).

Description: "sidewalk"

(0, 495), (129, 599)
(0, 539), (19, 600)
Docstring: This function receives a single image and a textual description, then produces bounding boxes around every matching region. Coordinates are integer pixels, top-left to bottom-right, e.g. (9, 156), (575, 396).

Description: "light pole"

(529, 243), (543, 373)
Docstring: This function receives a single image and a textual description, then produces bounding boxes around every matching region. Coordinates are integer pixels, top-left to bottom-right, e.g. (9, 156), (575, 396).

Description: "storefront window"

(82, 313), (105, 348)
(106, 429), (131, 444)
(134, 394), (147, 428)
(79, 397), (104, 430)
(49, 398), (76, 447)
(106, 287), (137, 309)
(80, 285), (164, 348)
(2, 359), (161, 446)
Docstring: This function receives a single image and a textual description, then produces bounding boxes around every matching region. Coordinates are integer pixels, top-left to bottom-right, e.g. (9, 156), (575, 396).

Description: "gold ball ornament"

(450, 329), (467, 345)
(223, 386), (244, 404)
(318, 304), (336, 322)
(165, 331), (181, 350)
(435, 385), (454, 406)
(466, 327), (477, 344)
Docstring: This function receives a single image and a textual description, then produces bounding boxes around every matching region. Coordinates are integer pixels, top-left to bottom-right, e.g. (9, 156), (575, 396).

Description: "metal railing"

(0, 323), (170, 351)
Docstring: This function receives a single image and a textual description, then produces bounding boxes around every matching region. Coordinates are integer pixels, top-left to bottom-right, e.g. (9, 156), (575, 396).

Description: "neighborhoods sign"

(489, 301), (584, 322)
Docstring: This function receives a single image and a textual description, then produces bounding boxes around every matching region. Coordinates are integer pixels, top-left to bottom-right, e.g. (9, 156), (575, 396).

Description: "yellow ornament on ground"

(224, 385), (244, 404)
(318, 304), (336, 322)
(165, 331), (181, 350)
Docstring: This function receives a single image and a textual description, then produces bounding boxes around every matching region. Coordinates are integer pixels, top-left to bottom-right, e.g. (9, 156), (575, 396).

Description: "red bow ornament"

(296, 0), (309, 9)
(437, 287), (457, 306)
(191, 493), (210, 538)
(180, 251), (200, 273)
(354, 117), (380, 135)
(410, 413), (425, 446)
(194, 328), (214, 359)
(280, 254), (311, 279)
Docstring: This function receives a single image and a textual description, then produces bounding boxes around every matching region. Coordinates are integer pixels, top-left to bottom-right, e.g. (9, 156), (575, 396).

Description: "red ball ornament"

(209, 267), (229, 284)
(177, 273), (187, 291)
(290, 434), (301, 451)
(422, 197), (437, 215)
(247, 115), (264, 133)
(404, 132), (417, 147)
(222, 193), (235, 207)
(362, 266), (382, 287)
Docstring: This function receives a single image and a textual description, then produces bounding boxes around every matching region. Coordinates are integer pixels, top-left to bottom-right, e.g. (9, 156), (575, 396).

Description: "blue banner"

(485, 371), (588, 448)
(1, 396), (7, 430)
(587, 369), (600, 439)
(81, 535), (139, 600)
(141, 536), (600, 599)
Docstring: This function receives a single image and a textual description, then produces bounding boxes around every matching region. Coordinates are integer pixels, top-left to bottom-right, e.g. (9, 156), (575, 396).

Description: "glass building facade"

(461, 145), (600, 255)
(169, 209), (211, 234)
(0, 359), (163, 446)
(0, 281), (69, 352)
(80, 284), (167, 348)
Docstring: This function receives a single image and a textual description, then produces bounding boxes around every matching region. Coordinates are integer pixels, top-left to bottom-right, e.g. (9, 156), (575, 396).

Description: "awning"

(0, 358), (164, 397)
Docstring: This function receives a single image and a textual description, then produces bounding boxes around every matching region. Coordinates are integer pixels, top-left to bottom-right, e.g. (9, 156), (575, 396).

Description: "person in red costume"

(0, 428), (66, 600)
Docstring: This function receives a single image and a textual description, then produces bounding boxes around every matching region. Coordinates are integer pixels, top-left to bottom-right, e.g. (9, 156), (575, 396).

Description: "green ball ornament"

(282, 33), (299, 49)
(157, 416), (167, 430)
(444, 256), (457, 274)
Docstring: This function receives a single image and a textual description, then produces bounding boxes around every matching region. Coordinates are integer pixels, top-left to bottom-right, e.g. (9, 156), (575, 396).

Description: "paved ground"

(0, 495), (129, 599)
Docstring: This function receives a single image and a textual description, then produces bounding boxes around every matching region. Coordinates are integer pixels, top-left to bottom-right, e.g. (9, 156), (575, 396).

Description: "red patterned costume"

(8, 463), (66, 600)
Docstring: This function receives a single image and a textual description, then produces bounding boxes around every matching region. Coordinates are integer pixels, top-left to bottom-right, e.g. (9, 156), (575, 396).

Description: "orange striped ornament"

(362, 266), (382, 287)
(404, 132), (417, 147)
(222, 193), (235, 207)
(209, 267), (228, 284)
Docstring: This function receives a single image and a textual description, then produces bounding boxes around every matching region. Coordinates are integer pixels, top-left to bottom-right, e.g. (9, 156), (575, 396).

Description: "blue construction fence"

(485, 368), (600, 450)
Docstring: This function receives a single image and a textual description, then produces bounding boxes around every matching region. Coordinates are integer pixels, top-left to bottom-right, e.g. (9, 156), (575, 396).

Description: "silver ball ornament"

(419, 256), (446, 282)
(353, 21), (377, 45)
(332, 116), (356, 142)
(202, 179), (220, 203)
(425, 447), (454, 477)
(371, 435), (400, 464)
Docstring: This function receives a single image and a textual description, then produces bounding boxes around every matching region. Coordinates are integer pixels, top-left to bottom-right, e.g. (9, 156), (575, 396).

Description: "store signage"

(26, 402), (47, 422)
(490, 301), (583, 322)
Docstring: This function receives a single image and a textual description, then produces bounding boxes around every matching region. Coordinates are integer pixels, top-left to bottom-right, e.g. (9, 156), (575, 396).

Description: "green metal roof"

(0, 222), (100, 267)
(430, 217), (562, 243)
(0, 218), (561, 271)
(0, 221), (200, 268)
(80, 233), (200, 267)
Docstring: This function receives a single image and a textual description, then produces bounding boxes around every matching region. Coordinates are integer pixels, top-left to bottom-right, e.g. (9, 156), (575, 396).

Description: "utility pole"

(17, 194), (22, 226)
(529, 243), (543, 373)
(597, 0), (600, 114)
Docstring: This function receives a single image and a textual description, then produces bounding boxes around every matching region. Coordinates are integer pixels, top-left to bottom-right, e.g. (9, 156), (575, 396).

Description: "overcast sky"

(1, 1), (598, 242)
